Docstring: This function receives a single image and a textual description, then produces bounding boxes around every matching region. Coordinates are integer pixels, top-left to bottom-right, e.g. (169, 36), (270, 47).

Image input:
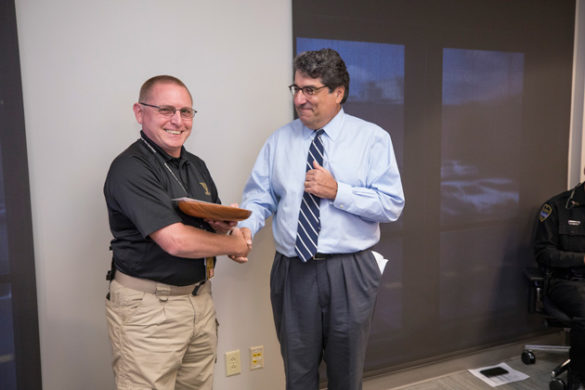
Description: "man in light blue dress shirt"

(238, 49), (405, 390)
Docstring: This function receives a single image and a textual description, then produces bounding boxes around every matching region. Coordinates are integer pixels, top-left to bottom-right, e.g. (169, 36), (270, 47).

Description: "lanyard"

(140, 136), (189, 196)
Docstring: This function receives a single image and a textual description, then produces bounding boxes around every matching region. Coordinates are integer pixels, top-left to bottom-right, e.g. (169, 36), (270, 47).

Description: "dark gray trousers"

(270, 251), (382, 390)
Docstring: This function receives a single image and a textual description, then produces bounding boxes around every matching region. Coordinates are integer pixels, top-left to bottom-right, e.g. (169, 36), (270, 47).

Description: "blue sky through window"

(296, 38), (405, 103)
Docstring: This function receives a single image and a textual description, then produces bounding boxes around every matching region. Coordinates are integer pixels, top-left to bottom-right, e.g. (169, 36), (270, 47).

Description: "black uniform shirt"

(104, 131), (220, 286)
(534, 183), (585, 276)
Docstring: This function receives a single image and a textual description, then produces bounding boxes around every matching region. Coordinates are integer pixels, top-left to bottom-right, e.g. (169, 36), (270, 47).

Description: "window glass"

(0, 147), (8, 275)
(0, 283), (16, 390)
(0, 148), (15, 390)
(441, 49), (524, 225)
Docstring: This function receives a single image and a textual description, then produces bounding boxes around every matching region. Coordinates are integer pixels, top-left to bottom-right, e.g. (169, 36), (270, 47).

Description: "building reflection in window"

(440, 48), (525, 329)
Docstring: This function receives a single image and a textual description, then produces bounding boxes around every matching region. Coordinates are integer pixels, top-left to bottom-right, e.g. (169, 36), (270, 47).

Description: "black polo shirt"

(104, 131), (219, 286)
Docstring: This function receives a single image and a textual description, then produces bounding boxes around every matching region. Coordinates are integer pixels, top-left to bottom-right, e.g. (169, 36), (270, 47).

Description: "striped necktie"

(295, 129), (325, 262)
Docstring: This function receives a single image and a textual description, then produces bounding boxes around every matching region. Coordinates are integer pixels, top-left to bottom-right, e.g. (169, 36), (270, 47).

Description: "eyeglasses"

(288, 84), (329, 97)
(139, 102), (197, 119)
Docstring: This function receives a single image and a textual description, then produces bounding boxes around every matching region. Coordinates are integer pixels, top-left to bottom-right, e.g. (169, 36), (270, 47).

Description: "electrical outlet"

(249, 345), (264, 370)
(225, 350), (241, 376)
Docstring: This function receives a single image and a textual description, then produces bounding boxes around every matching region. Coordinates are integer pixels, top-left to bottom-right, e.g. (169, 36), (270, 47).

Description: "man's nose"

(294, 90), (307, 105)
(170, 110), (183, 124)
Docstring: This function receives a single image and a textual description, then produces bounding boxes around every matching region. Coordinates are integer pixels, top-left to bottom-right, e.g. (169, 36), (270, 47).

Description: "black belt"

(296, 250), (369, 261)
(279, 249), (370, 262)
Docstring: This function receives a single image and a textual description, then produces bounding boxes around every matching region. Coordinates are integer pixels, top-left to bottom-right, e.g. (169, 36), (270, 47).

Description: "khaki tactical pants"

(106, 279), (217, 390)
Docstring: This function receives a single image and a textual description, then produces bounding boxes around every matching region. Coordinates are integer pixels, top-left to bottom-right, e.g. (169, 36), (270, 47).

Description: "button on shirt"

(239, 109), (405, 256)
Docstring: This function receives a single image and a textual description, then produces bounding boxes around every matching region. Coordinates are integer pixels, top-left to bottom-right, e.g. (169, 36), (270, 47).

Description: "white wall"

(570, 0), (585, 187)
(15, 1), (292, 389)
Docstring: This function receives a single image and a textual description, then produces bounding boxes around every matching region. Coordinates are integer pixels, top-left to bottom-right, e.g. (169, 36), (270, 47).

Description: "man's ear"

(335, 87), (345, 104)
(133, 103), (144, 124)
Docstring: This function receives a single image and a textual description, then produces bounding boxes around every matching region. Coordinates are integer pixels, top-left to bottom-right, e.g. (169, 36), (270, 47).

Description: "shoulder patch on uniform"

(539, 203), (552, 222)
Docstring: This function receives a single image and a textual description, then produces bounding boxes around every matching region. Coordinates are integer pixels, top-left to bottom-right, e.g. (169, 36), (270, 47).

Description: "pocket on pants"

(107, 280), (148, 324)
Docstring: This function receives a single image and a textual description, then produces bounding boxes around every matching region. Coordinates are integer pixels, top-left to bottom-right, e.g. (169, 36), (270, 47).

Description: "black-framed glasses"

(139, 102), (197, 119)
(288, 84), (329, 97)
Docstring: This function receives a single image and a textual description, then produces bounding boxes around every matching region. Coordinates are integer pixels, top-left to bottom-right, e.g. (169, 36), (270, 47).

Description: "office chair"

(522, 267), (572, 390)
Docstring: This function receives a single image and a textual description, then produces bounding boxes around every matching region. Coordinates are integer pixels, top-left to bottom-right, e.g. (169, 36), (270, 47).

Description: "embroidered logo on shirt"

(568, 220), (581, 226)
(199, 182), (211, 196)
(539, 204), (552, 222)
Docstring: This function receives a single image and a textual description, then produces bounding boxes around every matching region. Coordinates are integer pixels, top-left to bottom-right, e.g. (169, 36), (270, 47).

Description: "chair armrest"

(524, 266), (545, 313)
(524, 266), (545, 285)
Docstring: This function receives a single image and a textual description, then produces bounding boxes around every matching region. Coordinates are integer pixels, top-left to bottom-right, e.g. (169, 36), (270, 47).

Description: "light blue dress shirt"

(239, 109), (405, 257)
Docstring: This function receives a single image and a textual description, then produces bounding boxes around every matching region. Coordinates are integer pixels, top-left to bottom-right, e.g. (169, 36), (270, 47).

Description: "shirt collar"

(140, 130), (186, 164)
(573, 182), (585, 205)
(301, 108), (345, 141)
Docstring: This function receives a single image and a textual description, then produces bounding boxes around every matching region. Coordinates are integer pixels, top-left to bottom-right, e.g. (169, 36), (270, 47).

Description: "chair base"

(524, 344), (571, 354)
(549, 377), (566, 390)
(522, 345), (570, 366)
(547, 359), (575, 390)
(522, 348), (571, 390)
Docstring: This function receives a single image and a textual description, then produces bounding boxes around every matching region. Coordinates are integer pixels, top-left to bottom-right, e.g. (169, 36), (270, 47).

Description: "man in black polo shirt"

(104, 75), (249, 390)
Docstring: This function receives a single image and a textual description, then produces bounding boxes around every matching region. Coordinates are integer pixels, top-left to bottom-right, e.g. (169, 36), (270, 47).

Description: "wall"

(573, 0), (585, 186)
(15, 1), (291, 389)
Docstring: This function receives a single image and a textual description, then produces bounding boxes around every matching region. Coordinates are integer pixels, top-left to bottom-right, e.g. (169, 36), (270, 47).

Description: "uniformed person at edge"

(535, 180), (585, 389)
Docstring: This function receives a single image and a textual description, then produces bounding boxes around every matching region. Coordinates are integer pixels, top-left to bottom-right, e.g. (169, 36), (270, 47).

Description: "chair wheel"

(549, 378), (566, 390)
(521, 350), (536, 365)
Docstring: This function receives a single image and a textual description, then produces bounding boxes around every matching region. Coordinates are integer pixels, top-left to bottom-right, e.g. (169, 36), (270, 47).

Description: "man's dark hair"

(139, 75), (192, 103)
(294, 48), (350, 104)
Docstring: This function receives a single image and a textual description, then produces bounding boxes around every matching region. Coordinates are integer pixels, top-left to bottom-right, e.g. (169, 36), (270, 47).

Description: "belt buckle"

(155, 285), (171, 301)
(192, 280), (206, 296)
(313, 253), (327, 261)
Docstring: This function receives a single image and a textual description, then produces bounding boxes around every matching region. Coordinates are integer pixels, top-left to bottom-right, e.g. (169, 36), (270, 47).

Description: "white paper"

(371, 251), (389, 274)
(468, 363), (529, 387)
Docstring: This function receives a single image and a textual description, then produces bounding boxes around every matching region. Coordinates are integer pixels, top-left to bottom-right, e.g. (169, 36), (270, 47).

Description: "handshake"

(227, 227), (252, 263)
(206, 212), (252, 264)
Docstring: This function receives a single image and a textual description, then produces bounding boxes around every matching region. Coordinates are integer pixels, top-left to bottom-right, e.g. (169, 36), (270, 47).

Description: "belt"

(301, 249), (370, 261)
(114, 270), (205, 296)
(312, 253), (331, 261)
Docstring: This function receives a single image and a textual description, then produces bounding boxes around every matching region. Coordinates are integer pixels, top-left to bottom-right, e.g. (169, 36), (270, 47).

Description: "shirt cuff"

(237, 220), (256, 237)
(333, 181), (351, 211)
